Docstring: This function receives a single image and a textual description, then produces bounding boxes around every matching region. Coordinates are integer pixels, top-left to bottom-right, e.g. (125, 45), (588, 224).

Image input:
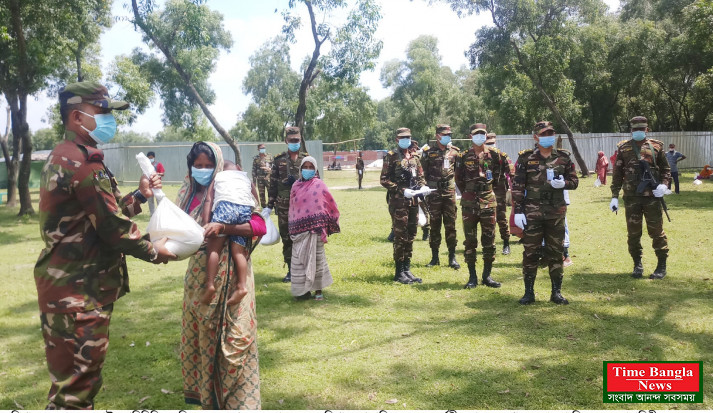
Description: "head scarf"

(300, 156), (318, 175)
(176, 141), (224, 224)
(288, 161), (340, 238)
(700, 165), (713, 179)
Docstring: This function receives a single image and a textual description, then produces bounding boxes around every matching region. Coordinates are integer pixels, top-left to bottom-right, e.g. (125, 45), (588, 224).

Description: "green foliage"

(113, 130), (153, 144)
(154, 121), (217, 143)
(31, 127), (62, 151)
(107, 55), (155, 126)
(309, 79), (376, 144)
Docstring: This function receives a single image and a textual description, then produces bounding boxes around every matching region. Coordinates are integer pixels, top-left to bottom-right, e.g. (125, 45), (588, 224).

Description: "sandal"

(314, 293), (324, 301)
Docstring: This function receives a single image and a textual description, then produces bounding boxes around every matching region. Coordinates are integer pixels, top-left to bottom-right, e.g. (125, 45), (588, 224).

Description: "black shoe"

(632, 258), (644, 278)
(393, 261), (413, 284)
(549, 276), (569, 305)
(519, 275), (536, 304)
(426, 248), (440, 267)
(650, 254), (667, 279)
(282, 263), (291, 283)
(422, 227), (430, 241)
(502, 239), (511, 255)
(295, 292), (311, 300)
(403, 258), (422, 283)
(481, 261), (501, 288)
(464, 262), (478, 289)
(448, 249), (461, 270)
(387, 229), (395, 243)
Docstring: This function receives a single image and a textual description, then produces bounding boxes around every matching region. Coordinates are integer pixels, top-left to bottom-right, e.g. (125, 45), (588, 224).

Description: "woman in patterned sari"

(176, 141), (265, 409)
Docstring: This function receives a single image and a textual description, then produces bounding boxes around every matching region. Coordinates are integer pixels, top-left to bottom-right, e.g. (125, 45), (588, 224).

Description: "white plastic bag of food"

(418, 205), (427, 227)
(259, 208), (280, 246)
(594, 178), (602, 187)
(693, 179), (703, 185)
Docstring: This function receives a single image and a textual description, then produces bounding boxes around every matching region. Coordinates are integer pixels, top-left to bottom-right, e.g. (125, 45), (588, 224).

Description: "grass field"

(1, 169), (712, 409)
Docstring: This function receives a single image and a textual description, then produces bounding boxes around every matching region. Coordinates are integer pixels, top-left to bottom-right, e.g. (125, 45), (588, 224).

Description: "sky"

(4, 0), (620, 137)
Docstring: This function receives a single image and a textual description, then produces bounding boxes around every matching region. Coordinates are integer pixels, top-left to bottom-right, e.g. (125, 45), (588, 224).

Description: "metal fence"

(455, 131), (713, 171)
(101, 141), (324, 184)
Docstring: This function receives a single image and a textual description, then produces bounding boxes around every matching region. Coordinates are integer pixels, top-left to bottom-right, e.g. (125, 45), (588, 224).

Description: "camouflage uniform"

(611, 116), (671, 278)
(486, 133), (513, 251)
(512, 121), (578, 303)
(421, 136), (460, 267)
(34, 82), (157, 409)
(356, 154), (365, 189)
(252, 152), (273, 208)
(381, 128), (426, 284)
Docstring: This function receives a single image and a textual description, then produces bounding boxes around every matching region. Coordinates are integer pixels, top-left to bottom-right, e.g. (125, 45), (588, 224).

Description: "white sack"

(259, 208), (280, 246)
(594, 178), (602, 187)
(147, 199), (205, 260)
(418, 206), (427, 227)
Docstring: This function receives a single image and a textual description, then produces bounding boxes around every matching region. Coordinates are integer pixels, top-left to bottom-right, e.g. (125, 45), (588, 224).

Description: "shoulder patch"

(387, 150), (395, 156)
(557, 148), (571, 156)
(518, 148), (534, 156)
(616, 139), (630, 148)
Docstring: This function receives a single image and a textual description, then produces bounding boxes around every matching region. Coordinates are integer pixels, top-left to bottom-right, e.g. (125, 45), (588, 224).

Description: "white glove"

(404, 188), (415, 198)
(263, 207), (272, 216)
(609, 198), (618, 212)
(514, 213), (527, 230)
(550, 177), (565, 189)
(652, 184), (667, 198)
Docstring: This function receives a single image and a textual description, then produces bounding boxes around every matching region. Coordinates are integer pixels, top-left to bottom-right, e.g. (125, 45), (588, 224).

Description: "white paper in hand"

(259, 208), (280, 245)
(146, 200), (204, 260)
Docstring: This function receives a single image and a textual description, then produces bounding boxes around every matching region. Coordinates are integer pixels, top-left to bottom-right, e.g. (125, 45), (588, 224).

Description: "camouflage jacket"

(268, 151), (311, 205)
(488, 147), (513, 191)
(356, 157), (364, 171)
(380, 148), (426, 204)
(454, 146), (498, 209)
(611, 138), (671, 198)
(421, 144), (460, 193)
(512, 147), (579, 214)
(34, 138), (154, 314)
(252, 153), (273, 182)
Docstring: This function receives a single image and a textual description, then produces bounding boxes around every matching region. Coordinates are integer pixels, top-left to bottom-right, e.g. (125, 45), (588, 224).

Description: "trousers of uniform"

(276, 196), (292, 264)
(426, 190), (457, 250)
(522, 207), (565, 279)
(493, 186), (510, 241)
(41, 303), (113, 409)
(357, 171), (363, 189)
(256, 179), (269, 208)
(461, 204), (496, 264)
(389, 196), (418, 261)
(624, 196), (668, 258)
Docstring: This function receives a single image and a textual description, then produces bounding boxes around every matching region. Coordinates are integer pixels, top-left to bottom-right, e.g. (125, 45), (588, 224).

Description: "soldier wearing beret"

(484, 132), (514, 255)
(34, 81), (175, 409)
(252, 143), (273, 208)
(512, 121), (578, 304)
(609, 116), (671, 279)
(267, 126), (313, 282)
(455, 123), (502, 289)
(421, 124), (460, 269)
(381, 128), (427, 284)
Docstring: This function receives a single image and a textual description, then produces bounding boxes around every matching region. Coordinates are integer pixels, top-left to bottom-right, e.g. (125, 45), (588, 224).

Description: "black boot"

(403, 258), (422, 283)
(422, 227), (430, 241)
(650, 254), (667, 279)
(481, 261), (501, 288)
(426, 248), (440, 267)
(550, 276), (569, 305)
(632, 257), (644, 278)
(464, 262), (478, 289)
(393, 261), (413, 284)
(502, 239), (511, 255)
(387, 229), (395, 242)
(282, 262), (291, 283)
(519, 274), (536, 304)
(448, 249), (460, 270)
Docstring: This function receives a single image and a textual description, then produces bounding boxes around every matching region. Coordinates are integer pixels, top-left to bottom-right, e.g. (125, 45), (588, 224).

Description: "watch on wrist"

(133, 189), (148, 204)
(149, 246), (158, 262)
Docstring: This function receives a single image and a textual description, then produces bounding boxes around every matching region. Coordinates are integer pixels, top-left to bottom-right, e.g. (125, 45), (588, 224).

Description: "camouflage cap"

(630, 116), (648, 129)
(396, 127), (412, 138)
(470, 123), (487, 134)
(59, 81), (129, 111)
(533, 121), (554, 135)
(285, 126), (301, 138)
(485, 132), (496, 144)
(436, 124), (452, 135)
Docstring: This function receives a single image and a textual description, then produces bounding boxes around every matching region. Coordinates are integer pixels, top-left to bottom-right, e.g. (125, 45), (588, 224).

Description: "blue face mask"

(301, 169), (316, 180)
(439, 135), (451, 146)
(287, 142), (301, 152)
(472, 134), (486, 146)
(79, 111), (117, 144)
(632, 131), (646, 141)
(259, 148), (266, 154)
(191, 167), (214, 186)
(398, 138), (412, 149)
(538, 136), (556, 148)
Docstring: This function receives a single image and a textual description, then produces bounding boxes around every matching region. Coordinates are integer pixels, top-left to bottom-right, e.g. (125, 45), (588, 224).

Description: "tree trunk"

(130, 0), (241, 166)
(295, 1), (325, 152)
(76, 42), (84, 82)
(0, 105), (18, 207)
(7, 92), (35, 215)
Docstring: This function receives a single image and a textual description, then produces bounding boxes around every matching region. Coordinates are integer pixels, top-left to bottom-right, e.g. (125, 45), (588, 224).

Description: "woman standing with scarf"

(176, 141), (265, 409)
(596, 151), (609, 185)
(288, 156), (340, 300)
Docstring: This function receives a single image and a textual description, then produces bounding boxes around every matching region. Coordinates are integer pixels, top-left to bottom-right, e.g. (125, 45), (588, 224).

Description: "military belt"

(464, 182), (492, 192)
(525, 191), (564, 201)
(427, 180), (452, 190)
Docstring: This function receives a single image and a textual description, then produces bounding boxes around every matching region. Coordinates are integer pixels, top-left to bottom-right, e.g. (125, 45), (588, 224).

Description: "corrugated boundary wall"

(101, 141), (323, 184)
(452, 131), (713, 172)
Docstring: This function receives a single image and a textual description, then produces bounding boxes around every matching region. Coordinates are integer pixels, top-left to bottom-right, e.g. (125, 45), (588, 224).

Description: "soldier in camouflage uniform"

(381, 128), (427, 284)
(512, 121), (578, 305)
(34, 81), (174, 409)
(356, 151), (365, 189)
(252, 143), (273, 208)
(267, 126), (312, 283)
(455, 123), (502, 289)
(485, 132), (514, 255)
(422, 124), (460, 269)
(609, 116), (671, 279)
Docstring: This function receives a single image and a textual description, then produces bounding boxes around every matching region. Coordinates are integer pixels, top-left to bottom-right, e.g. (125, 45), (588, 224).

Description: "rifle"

(637, 159), (671, 222)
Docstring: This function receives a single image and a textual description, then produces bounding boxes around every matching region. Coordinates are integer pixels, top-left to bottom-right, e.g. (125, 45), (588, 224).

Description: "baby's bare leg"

(226, 243), (249, 306)
(201, 235), (226, 305)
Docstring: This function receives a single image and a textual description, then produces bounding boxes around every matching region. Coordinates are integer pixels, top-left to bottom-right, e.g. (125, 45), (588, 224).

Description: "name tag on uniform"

(429, 152), (438, 158)
(465, 160), (476, 166)
(528, 160), (540, 165)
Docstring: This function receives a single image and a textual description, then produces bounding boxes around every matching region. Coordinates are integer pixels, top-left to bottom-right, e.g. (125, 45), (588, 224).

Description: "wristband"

(132, 189), (147, 204)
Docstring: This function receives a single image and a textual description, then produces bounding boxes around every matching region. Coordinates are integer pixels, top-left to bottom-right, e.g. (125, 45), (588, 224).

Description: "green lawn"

(1, 170), (712, 409)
